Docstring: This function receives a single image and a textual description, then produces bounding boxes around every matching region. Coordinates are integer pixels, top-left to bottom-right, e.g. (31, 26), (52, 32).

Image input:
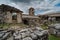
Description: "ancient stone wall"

(0, 11), (7, 23)
(0, 12), (4, 23)
(6, 11), (12, 23)
(17, 12), (22, 23)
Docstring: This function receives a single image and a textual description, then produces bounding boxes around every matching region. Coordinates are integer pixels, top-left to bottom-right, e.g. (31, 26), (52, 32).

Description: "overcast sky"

(0, 0), (60, 15)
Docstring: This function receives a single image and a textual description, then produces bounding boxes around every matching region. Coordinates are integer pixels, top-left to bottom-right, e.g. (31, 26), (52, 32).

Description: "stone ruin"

(48, 23), (60, 36)
(13, 27), (48, 40)
(0, 27), (48, 40)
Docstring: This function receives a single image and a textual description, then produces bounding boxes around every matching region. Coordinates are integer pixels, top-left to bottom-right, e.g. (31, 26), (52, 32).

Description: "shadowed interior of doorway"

(23, 19), (29, 25)
(12, 13), (17, 23)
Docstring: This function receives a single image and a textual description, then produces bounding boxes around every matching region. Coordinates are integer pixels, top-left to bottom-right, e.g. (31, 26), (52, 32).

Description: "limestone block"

(34, 30), (43, 36)
(21, 33), (27, 38)
(22, 37), (32, 40)
(0, 30), (11, 40)
(30, 33), (37, 39)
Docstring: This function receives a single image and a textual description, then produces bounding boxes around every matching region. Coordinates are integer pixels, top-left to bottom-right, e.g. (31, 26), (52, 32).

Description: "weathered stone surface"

(34, 30), (43, 36)
(13, 27), (48, 40)
(55, 26), (60, 29)
(35, 27), (43, 31)
(13, 32), (21, 40)
(17, 12), (22, 23)
(22, 37), (32, 40)
(0, 32), (4, 38)
(0, 30), (11, 40)
(56, 31), (60, 36)
(21, 33), (27, 38)
(30, 33), (37, 39)
(19, 29), (29, 33)
(48, 23), (60, 36)
(6, 11), (12, 23)
(0, 27), (48, 40)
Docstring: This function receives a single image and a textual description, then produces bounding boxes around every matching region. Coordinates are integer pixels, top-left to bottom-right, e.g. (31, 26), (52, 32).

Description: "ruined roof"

(0, 4), (23, 13)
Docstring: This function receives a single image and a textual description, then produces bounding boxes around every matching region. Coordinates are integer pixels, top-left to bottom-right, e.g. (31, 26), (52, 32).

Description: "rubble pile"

(13, 27), (48, 40)
(48, 23), (60, 36)
(0, 30), (11, 40)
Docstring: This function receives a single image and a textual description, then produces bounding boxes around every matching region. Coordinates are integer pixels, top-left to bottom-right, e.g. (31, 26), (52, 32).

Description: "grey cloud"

(11, 0), (31, 3)
(10, 0), (44, 3)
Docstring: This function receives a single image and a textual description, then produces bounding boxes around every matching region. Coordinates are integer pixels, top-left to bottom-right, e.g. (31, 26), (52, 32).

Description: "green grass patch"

(41, 24), (48, 30)
(0, 23), (28, 29)
(0, 23), (10, 29)
(49, 35), (60, 40)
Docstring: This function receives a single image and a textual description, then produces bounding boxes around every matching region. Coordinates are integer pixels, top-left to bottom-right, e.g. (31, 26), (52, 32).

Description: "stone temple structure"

(0, 4), (23, 23)
(0, 4), (39, 25)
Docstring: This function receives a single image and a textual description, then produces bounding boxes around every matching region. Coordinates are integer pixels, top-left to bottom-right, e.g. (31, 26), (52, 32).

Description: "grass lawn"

(49, 35), (60, 40)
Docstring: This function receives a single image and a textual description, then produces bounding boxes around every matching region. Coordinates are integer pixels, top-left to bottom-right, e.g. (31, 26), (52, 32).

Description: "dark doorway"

(12, 15), (17, 23)
(56, 17), (60, 22)
(23, 19), (29, 25)
(12, 15), (17, 20)
(12, 13), (17, 20)
(12, 13), (17, 23)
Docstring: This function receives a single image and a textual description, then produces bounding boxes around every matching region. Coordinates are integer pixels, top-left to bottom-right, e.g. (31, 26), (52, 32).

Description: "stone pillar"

(29, 7), (34, 16)
(17, 12), (22, 23)
(6, 11), (12, 23)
